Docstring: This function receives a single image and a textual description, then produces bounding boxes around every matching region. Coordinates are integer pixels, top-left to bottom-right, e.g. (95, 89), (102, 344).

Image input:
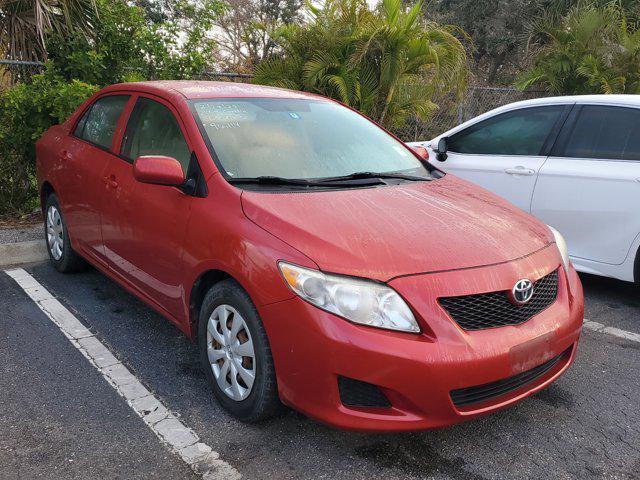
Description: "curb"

(0, 240), (48, 267)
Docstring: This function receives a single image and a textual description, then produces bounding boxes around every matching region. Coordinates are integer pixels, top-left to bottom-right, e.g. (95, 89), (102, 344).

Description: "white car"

(410, 95), (640, 283)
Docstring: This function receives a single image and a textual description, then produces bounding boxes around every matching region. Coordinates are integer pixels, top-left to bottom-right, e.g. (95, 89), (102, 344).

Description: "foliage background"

(0, 66), (98, 213)
(254, 0), (469, 128)
(517, 1), (640, 94)
(427, 0), (640, 85)
(0, 0), (223, 215)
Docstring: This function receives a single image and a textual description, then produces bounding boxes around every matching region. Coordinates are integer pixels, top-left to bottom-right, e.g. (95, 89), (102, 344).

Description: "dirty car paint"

(241, 175), (552, 281)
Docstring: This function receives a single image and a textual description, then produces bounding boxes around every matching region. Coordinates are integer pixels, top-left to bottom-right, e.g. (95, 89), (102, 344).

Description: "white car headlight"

(548, 225), (571, 273)
(279, 262), (420, 333)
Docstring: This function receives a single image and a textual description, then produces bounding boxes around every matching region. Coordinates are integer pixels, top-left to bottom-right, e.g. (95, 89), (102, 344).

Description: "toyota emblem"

(510, 279), (534, 305)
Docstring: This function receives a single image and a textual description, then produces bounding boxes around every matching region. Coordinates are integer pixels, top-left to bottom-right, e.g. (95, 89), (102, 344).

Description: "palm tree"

(254, 0), (468, 128)
(0, 0), (96, 62)
(579, 11), (640, 94)
(517, 1), (640, 94)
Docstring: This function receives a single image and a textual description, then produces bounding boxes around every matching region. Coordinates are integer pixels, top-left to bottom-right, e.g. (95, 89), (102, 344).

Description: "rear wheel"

(44, 194), (86, 273)
(198, 279), (283, 422)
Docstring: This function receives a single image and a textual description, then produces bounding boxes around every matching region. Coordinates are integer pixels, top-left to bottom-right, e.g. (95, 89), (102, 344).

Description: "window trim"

(188, 99), (229, 181)
(551, 103), (640, 162)
(70, 93), (132, 154)
(539, 104), (574, 156)
(447, 104), (572, 157)
(119, 97), (145, 164)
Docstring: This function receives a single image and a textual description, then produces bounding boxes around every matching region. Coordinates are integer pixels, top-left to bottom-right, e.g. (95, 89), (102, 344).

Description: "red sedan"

(36, 81), (584, 431)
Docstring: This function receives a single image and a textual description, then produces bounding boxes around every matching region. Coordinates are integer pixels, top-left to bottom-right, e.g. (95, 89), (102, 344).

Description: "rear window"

(74, 95), (129, 150)
(561, 105), (640, 160)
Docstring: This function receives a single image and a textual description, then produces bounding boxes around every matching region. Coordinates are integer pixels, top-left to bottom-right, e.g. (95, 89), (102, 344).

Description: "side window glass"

(75, 95), (129, 149)
(121, 98), (191, 172)
(562, 106), (640, 160)
(448, 106), (564, 156)
(74, 107), (90, 137)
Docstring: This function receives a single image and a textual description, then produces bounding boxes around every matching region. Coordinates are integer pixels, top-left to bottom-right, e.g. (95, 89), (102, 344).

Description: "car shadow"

(579, 272), (640, 308)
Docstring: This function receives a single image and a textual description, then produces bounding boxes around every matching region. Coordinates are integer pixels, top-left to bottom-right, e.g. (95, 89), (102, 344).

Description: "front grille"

(450, 348), (569, 408)
(338, 376), (391, 408)
(439, 270), (558, 331)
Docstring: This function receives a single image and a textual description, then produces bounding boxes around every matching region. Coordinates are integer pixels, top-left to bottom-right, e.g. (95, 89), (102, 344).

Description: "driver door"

(100, 94), (195, 321)
(437, 105), (570, 212)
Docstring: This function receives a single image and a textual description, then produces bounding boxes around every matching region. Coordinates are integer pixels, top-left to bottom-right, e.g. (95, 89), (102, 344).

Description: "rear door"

(531, 104), (640, 265)
(58, 94), (131, 264)
(439, 105), (569, 212)
(100, 94), (195, 320)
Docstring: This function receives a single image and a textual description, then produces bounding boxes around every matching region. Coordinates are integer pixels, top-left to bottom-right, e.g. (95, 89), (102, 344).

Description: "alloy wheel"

(46, 205), (64, 261)
(206, 304), (256, 401)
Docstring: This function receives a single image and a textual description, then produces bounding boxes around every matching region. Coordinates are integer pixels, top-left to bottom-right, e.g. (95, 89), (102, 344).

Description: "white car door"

(531, 104), (640, 270)
(430, 105), (569, 212)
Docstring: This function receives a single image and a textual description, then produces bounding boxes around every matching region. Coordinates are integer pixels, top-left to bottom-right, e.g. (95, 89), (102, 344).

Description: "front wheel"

(44, 194), (86, 273)
(198, 279), (284, 422)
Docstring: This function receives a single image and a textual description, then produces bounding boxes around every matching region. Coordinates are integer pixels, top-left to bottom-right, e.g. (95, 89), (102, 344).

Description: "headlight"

(278, 262), (420, 333)
(548, 225), (571, 273)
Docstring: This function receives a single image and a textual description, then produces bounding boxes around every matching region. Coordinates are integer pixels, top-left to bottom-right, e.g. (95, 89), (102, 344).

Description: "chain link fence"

(1, 59), (546, 141)
(0, 60), (45, 90)
(394, 86), (548, 142)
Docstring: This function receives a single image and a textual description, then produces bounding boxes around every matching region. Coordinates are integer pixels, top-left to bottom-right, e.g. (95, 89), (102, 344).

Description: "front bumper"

(260, 246), (584, 432)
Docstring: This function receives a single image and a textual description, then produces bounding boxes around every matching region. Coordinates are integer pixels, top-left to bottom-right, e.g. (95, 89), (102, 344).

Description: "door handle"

(103, 175), (119, 189)
(505, 167), (535, 176)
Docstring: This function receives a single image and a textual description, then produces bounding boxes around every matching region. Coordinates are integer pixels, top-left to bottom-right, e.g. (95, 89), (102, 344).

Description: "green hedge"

(0, 65), (98, 216)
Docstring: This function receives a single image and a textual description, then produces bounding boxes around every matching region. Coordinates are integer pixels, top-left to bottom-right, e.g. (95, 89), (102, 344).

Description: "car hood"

(240, 175), (552, 281)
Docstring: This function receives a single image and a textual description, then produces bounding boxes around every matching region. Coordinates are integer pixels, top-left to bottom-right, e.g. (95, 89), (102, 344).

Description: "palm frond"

(0, 0), (97, 61)
(518, 1), (640, 94)
(254, 0), (469, 127)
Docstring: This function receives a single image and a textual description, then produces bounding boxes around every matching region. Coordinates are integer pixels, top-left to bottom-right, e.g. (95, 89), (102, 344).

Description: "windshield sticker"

(195, 102), (254, 123)
(204, 122), (241, 130)
(288, 112), (301, 119)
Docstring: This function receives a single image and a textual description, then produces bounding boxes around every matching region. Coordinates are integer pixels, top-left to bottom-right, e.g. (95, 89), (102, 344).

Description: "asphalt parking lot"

(1, 262), (639, 480)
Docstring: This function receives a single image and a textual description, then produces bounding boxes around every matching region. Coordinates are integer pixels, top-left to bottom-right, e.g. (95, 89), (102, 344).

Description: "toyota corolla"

(35, 81), (584, 431)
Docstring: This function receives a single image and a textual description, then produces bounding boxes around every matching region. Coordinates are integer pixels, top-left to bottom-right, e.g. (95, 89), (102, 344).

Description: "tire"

(198, 279), (283, 422)
(44, 194), (86, 273)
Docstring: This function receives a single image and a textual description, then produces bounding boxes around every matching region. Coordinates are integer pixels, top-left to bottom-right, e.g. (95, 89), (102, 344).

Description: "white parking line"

(583, 319), (640, 343)
(5, 268), (240, 480)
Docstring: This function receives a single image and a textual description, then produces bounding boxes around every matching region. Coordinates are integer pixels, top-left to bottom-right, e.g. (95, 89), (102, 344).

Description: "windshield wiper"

(317, 171), (432, 183)
(227, 175), (384, 187)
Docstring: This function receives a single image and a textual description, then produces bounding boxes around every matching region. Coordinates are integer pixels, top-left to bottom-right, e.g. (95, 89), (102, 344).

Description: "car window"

(561, 105), (640, 160)
(448, 106), (564, 156)
(121, 97), (191, 172)
(74, 95), (130, 150)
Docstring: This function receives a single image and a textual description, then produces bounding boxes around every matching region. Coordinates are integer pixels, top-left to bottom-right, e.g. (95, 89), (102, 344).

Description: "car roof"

(494, 94), (640, 109)
(100, 80), (323, 101)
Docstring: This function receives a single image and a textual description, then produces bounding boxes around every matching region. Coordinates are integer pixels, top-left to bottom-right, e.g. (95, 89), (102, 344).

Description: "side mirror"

(133, 156), (185, 187)
(410, 145), (429, 161)
(434, 137), (449, 162)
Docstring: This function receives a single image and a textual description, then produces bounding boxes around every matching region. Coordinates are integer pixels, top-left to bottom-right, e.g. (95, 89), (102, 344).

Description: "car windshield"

(191, 97), (430, 180)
